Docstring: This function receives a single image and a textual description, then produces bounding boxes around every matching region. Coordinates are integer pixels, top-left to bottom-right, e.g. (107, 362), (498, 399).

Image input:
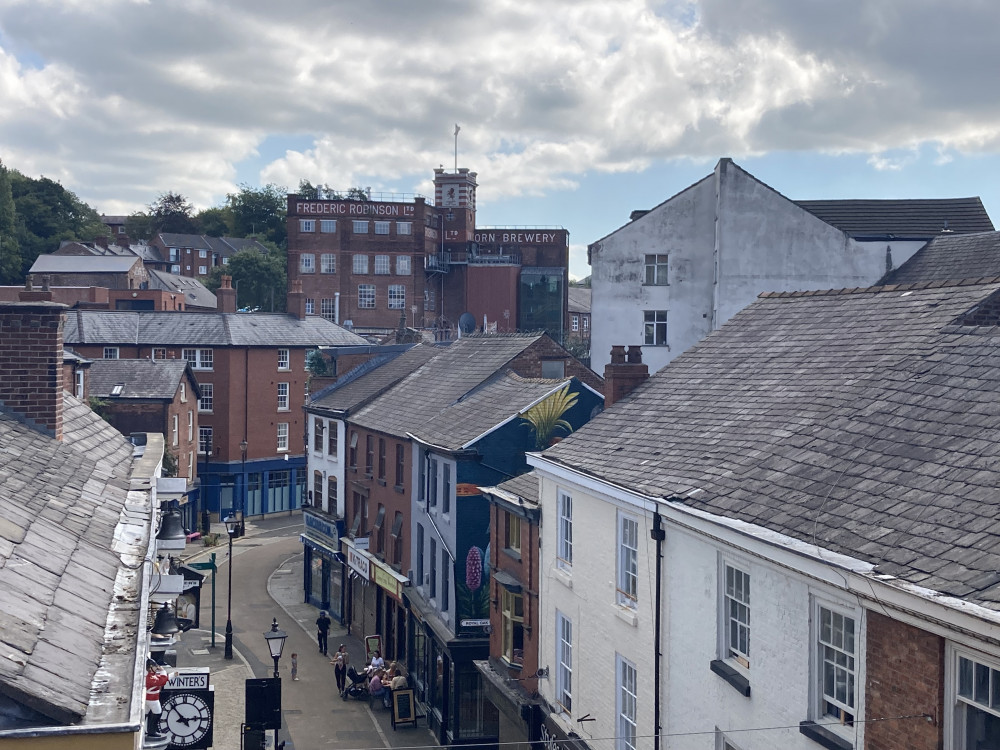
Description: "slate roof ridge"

(757, 275), (1000, 299)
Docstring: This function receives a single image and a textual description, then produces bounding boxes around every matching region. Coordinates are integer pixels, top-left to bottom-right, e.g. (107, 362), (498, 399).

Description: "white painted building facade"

(588, 159), (925, 374)
(307, 412), (345, 516)
(531, 456), (1000, 750)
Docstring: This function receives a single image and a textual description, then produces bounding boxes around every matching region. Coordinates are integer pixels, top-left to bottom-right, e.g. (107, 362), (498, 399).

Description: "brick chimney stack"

(217, 275), (237, 313)
(603, 345), (649, 407)
(95, 235), (109, 250)
(0, 296), (67, 440)
(288, 279), (306, 320)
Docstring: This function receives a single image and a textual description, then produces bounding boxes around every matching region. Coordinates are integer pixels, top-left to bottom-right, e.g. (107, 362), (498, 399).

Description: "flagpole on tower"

(454, 123), (460, 172)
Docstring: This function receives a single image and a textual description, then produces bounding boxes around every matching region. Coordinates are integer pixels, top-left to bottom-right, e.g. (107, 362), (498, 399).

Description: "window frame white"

(396, 255), (411, 275)
(198, 265), (208, 275)
(277, 382), (289, 411)
(305, 298), (315, 315)
(171, 414), (179, 446)
(198, 383), (214, 413)
(388, 284), (405, 310)
(320, 298), (335, 320)
(949, 644), (1000, 750)
(811, 598), (861, 741)
(187, 410), (193, 441)
(616, 654), (637, 750)
(198, 426), (213, 455)
(277, 349), (290, 370)
(299, 253), (315, 274)
(374, 221), (390, 235)
(299, 219), (315, 233)
(375, 254), (390, 275)
(277, 422), (289, 452)
(557, 490), (573, 570)
(352, 220), (369, 234)
(617, 512), (639, 608)
(644, 310), (668, 347)
(103, 347), (119, 359)
(644, 253), (669, 285)
(721, 559), (751, 669)
(397, 221), (412, 236)
(321, 253), (336, 274)
(183, 348), (214, 370)
(358, 284), (376, 309)
(320, 219), (336, 233)
(353, 254), (369, 274)
(555, 611), (573, 714)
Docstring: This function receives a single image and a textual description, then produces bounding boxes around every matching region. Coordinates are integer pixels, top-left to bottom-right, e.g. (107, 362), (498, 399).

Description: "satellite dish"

(458, 312), (476, 334)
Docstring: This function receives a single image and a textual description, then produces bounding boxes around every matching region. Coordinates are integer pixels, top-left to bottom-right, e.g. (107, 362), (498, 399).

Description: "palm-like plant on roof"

(520, 384), (579, 450)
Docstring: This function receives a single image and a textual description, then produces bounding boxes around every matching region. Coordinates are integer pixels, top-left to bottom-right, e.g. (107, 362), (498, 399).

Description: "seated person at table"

(369, 670), (386, 698)
(390, 667), (408, 690)
(370, 650), (385, 671)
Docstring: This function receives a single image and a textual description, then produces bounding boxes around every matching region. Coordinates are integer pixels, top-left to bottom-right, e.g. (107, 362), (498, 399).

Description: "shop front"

(341, 537), (409, 662)
(300, 509), (345, 622)
(406, 592), (498, 746)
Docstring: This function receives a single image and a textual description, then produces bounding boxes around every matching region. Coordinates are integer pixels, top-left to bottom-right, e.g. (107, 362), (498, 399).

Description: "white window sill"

(555, 568), (573, 589)
(615, 605), (638, 627)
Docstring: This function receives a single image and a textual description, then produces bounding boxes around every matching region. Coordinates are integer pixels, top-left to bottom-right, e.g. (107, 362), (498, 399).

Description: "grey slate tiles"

(542, 280), (1000, 610)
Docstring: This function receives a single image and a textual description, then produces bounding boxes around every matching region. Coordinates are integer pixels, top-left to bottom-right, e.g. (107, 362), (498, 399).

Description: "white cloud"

(2, 0), (1000, 216)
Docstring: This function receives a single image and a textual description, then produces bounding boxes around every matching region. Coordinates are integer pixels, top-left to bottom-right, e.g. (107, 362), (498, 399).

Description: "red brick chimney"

(95, 234), (109, 250)
(288, 279), (306, 320)
(603, 345), (649, 407)
(0, 295), (67, 440)
(217, 274), (237, 313)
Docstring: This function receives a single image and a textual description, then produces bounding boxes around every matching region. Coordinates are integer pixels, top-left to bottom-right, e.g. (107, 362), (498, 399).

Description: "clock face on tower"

(159, 692), (212, 747)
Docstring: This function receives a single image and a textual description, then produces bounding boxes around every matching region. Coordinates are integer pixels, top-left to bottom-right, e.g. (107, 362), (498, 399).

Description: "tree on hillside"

(149, 192), (198, 234)
(0, 160), (22, 285)
(225, 183), (287, 247)
(9, 171), (107, 279)
(196, 206), (233, 237)
(125, 211), (153, 241)
(204, 246), (287, 312)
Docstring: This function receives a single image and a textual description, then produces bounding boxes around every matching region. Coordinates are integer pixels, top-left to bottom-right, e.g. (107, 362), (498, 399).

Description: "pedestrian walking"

(291, 653), (298, 681)
(315, 610), (331, 655)
(331, 643), (349, 695)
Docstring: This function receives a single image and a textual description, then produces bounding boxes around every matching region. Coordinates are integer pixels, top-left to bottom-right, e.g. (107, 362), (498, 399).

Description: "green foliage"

(88, 396), (111, 422)
(520, 383), (579, 450)
(196, 206), (233, 236)
(204, 246), (287, 312)
(8, 169), (107, 283)
(225, 183), (287, 247)
(306, 349), (329, 376)
(125, 212), (153, 241)
(0, 160), (21, 285)
(149, 191), (198, 234)
(162, 449), (179, 477)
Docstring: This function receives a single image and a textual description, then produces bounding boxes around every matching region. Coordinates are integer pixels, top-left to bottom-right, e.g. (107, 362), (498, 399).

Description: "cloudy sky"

(3, 0), (1000, 278)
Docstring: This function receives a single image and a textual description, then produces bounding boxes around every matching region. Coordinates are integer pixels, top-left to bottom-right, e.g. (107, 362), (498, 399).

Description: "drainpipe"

(334, 292), (340, 325)
(651, 512), (665, 750)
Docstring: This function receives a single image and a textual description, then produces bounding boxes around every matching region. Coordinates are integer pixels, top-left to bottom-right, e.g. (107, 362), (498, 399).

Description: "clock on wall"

(159, 691), (213, 748)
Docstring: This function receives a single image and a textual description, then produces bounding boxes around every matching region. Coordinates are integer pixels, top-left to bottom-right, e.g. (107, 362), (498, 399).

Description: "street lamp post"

(223, 515), (238, 659)
(263, 618), (288, 679)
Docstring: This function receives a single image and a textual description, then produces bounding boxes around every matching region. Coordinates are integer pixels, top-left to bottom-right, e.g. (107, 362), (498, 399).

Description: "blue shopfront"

(198, 456), (307, 520)
(301, 508), (346, 623)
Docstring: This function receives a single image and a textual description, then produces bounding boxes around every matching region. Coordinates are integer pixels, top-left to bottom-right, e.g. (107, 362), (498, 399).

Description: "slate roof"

(63, 310), (368, 347)
(795, 197), (994, 238)
(155, 234), (267, 255)
(29, 256), (140, 274)
(308, 345), (441, 415)
(490, 471), (540, 507)
(146, 269), (217, 308)
(567, 287), (591, 314)
(88, 359), (194, 400)
(883, 230), (1000, 285)
(351, 335), (546, 438)
(542, 278), (1000, 610)
(0, 395), (138, 723)
(414, 373), (575, 450)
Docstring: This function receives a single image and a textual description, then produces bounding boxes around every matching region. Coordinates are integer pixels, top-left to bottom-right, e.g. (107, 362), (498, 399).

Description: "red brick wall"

(509, 335), (604, 392)
(864, 611), (943, 750)
(488, 502), (540, 696)
(0, 303), (65, 439)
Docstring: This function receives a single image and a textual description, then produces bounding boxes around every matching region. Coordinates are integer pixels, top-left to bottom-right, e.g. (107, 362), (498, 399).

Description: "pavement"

(170, 513), (439, 750)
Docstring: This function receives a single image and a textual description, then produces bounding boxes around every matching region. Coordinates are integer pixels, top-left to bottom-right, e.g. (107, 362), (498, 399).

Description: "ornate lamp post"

(263, 618), (288, 679)
(223, 514), (238, 659)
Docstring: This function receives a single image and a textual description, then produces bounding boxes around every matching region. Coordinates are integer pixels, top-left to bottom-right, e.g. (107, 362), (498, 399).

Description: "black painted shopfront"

(300, 509), (345, 622)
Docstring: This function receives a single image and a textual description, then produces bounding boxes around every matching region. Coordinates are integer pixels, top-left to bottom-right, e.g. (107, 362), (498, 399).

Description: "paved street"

(174, 514), (439, 750)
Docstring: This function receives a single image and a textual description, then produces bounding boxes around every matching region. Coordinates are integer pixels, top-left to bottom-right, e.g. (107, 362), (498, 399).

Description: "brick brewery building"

(286, 167), (569, 341)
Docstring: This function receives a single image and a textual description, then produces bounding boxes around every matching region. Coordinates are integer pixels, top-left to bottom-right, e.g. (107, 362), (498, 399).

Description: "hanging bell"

(151, 602), (180, 636)
(156, 506), (187, 551)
